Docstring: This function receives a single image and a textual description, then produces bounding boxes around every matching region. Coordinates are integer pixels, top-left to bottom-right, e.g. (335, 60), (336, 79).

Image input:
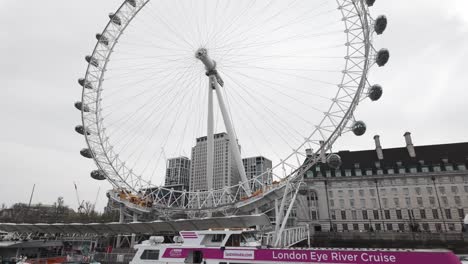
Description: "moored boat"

(129, 229), (461, 264)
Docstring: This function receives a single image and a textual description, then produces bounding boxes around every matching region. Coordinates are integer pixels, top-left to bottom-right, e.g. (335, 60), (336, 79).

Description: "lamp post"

(374, 179), (385, 231)
(324, 180), (333, 231)
(431, 176), (447, 232)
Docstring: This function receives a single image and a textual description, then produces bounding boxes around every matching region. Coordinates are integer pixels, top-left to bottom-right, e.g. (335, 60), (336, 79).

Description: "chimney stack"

(374, 135), (384, 160)
(306, 148), (313, 157)
(319, 141), (326, 163)
(404, 132), (416, 158)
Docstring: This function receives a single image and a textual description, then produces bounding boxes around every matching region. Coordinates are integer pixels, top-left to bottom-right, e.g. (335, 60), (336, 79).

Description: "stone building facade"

(294, 133), (468, 233)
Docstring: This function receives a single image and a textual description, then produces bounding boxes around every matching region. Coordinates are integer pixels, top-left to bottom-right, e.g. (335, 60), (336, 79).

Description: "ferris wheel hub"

(195, 48), (224, 86)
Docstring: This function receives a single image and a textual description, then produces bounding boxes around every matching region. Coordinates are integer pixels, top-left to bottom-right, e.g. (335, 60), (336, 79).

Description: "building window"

(445, 209), (452, 219)
(370, 189), (376, 196)
(403, 188), (409, 195)
(429, 197), (435, 206)
(348, 190), (354, 197)
(434, 166), (441, 172)
(398, 223), (405, 231)
(352, 210), (357, 220)
(451, 186), (459, 194)
(422, 223), (430, 231)
(331, 210), (337, 220)
(409, 167), (417, 173)
(432, 209), (439, 219)
(360, 199), (366, 208)
(365, 169), (373, 176)
(329, 199), (335, 207)
(311, 211), (317, 220)
(420, 209), (426, 219)
(438, 186), (446, 195)
(342, 224), (348, 231)
(350, 199), (355, 208)
(455, 196), (461, 206)
(371, 198), (377, 208)
(362, 210), (368, 220)
(458, 164), (467, 171)
(345, 170), (352, 176)
(465, 186), (468, 193)
(385, 210), (391, 220)
(394, 198), (400, 208)
(391, 188), (398, 195)
(375, 223), (382, 231)
(396, 210), (402, 219)
(382, 198), (388, 208)
(373, 210), (379, 220)
(426, 186), (433, 195)
(435, 223), (442, 231)
(359, 189), (364, 197)
(332, 224), (338, 231)
(364, 223), (370, 231)
(446, 165), (454, 171)
(386, 224), (393, 231)
(328, 190), (334, 198)
(458, 209), (465, 218)
(422, 166), (429, 172)
(355, 169), (362, 176)
(417, 197), (423, 207)
(381, 188), (387, 196)
(448, 223), (455, 231)
(387, 169), (394, 174)
(405, 197), (411, 207)
(442, 196), (448, 206)
(353, 224), (359, 231)
(415, 187), (421, 195)
(339, 199), (345, 209)
(341, 210), (347, 220)
(338, 190), (343, 197)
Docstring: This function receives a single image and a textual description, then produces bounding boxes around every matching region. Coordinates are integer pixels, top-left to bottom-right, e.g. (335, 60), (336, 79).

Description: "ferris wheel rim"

(79, 0), (377, 212)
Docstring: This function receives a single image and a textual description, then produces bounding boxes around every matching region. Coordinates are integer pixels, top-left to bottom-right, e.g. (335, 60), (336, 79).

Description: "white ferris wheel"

(75, 0), (388, 216)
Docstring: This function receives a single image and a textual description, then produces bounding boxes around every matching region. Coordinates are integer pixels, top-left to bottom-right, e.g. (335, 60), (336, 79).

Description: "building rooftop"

(306, 135), (468, 178)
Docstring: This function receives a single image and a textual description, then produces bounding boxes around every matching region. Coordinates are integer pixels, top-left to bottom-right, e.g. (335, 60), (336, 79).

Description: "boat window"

(212, 234), (226, 242)
(241, 233), (257, 243)
(140, 250), (159, 260)
(225, 234), (241, 247)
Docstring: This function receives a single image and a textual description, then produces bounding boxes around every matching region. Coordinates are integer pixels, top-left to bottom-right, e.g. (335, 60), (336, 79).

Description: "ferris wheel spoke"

(120, 69), (201, 168)
(228, 82), (311, 147)
(223, 72), (303, 149)
(108, 67), (200, 150)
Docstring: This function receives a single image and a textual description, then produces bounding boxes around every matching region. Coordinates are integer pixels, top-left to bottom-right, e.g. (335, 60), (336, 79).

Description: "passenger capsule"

(78, 78), (93, 89)
(375, 49), (390, 67)
(91, 170), (106, 180)
(85, 55), (99, 67)
(327, 154), (342, 169)
(109, 13), (122, 26)
(366, 0), (376, 6)
(368, 84), (383, 101)
(75, 125), (91, 135)
(374, 15), (387, 35)
(74, 101), (90, 112)
(127, 0), (136, 7)
(80, 148), (94, 159)
(352, 121), (367, 136)
(95, 33), (109, 46)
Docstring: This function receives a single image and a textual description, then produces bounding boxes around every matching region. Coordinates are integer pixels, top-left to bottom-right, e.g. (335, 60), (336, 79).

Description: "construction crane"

(73, 182), (85, 213)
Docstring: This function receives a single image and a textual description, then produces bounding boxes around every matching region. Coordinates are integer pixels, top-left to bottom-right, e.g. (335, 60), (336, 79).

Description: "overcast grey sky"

(0, 0), (467, 211)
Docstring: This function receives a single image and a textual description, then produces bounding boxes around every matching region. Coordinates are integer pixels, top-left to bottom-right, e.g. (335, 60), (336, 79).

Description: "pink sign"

(162, 247), (461, 264)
